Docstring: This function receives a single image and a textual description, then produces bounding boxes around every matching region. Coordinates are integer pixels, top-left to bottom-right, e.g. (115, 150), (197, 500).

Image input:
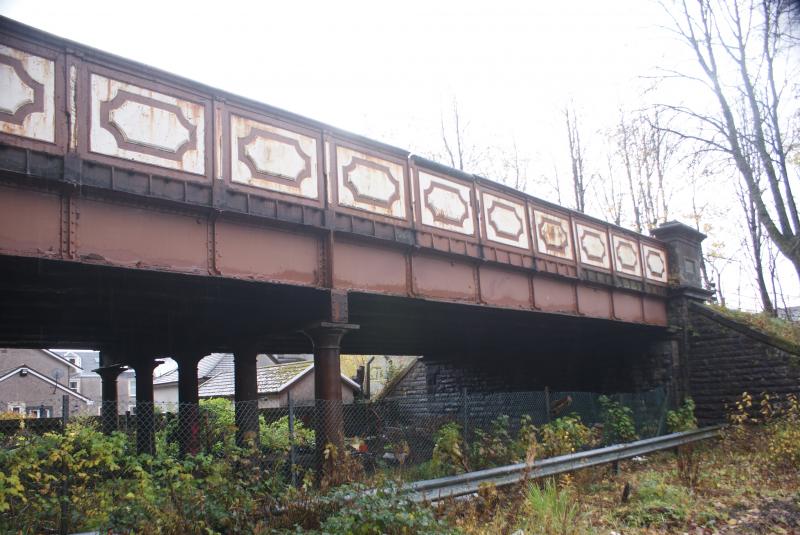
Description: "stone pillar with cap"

(651, 221), (714, 404)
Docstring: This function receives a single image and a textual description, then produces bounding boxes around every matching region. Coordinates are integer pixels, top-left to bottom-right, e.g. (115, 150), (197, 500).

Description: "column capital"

(302, 322), (359, 350)
(93, 364), (127, 380)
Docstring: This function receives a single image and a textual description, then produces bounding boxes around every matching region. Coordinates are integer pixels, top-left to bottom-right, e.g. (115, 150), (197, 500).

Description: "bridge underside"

(1, 254), (664, 364)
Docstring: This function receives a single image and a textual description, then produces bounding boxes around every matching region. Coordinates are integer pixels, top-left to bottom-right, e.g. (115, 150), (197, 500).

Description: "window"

(26, 407), (51, 418)
(128, 378), (136, 397)
(7, 403), (24, 414)
(69, 379), (79, 392)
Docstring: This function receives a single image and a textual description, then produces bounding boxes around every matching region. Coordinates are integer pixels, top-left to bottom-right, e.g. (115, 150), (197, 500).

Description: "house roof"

(0, 365), (93, 404)
(198, 361), (360, 398)
(40, 349), (83, 373)
(153, 353), (236, 386)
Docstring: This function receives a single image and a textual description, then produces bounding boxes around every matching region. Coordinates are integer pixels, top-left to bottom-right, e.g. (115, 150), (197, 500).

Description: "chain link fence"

(0, 386), (670, 533)
(2, 385), (669, 472)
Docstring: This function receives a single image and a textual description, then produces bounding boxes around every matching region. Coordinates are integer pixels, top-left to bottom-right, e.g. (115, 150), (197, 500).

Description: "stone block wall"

(687, 303), (800, 424)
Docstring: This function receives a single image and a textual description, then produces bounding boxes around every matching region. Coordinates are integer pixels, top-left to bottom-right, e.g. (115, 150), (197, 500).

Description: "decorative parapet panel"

(531, 208), (574, 261)
(328, 138), (409, 222)
(480, 190), (530, 250)
(89, 74), (205, 175)
(575, 222), (610, 271)
(416, 169), (475, 237)
(229, 113), (320, 201)
(0, 42), (56, 145)
(611, 233), (642, 278)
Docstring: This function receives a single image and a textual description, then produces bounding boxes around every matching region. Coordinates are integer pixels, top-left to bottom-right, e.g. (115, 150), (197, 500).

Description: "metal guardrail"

(404, 425), (723, 502)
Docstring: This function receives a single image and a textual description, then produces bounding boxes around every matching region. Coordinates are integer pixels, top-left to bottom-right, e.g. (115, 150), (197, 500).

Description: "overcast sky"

(1, 0), (794, 310)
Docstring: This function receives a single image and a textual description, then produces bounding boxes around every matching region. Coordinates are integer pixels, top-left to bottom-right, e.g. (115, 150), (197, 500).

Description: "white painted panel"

(336, 146), (406, 219)
(90, 74), (205, 175)
(230, 114), (319, 200)
(575, 222), (610, 269)
(482, 192), (529, 249)
(418, 171), (474, 235)
(612, 234), (642, 277)
(0, 44), (55, 143)
(642, 244), (668, 282)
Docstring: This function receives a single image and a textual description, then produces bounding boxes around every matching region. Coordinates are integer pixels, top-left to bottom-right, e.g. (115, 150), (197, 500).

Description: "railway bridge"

(0, 17), (709, 454)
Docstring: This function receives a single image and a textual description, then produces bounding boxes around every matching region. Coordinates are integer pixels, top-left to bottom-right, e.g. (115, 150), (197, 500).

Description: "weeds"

(520, 478), (586, 535)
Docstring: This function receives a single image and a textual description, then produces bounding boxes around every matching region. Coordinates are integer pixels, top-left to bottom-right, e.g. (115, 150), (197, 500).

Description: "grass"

(708, 303), (800, 348)
(439, 426), (800, 534)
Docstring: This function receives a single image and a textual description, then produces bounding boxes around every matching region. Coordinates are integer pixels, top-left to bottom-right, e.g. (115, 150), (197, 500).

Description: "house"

(0, 364), (93, 416)
(198, 361), (360, 408)
(49, 350), (136, 414)
(0, 348), (136, 416)
(153, 353), (280, 410)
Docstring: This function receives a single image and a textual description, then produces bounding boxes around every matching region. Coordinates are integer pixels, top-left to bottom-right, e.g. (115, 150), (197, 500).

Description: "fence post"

(60, 394), (68, 535)
(288, 391), (297, 487)
(544, 386), (551, 423)
(462, 387), (468, 443)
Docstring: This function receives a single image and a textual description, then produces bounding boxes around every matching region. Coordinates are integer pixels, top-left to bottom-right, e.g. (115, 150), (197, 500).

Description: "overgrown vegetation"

(598, 395), (637, 445)
(708, 304), (800, 347)
(3, 393), (798, 533)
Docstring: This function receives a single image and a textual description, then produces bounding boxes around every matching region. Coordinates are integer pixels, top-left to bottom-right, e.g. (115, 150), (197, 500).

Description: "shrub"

(666, 398), (698, 433)
(306, 483), (460, 535)
(470, 415), (515, 469)
(0, 420), (128, 533)
(599, 395), (638, 444)
(431, 422), (469, 474)
(261, 415), (315, 453)
(765, 393), (800, 470)
(539, 415), (592, 458)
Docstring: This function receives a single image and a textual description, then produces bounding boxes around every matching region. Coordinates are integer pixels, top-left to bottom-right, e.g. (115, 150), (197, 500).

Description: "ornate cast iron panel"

(0, 43), (55, 144)
(611, 233), (642, 278)
(531, 208), (574, 261)
(480, 190), (529, 250)
(575, 222), (610, 270)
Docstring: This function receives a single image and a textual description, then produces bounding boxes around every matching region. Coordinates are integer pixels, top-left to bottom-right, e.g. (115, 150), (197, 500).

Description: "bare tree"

(609, 108), (679, 232)
(659, 0), (800, 285)
(593, 152), (625, 226)
(564, 103), (589, 212)
(437, 97), (493, 176)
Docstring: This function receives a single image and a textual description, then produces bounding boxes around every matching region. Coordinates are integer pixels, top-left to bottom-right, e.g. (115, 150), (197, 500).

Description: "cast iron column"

(133, 359), (161, 456)
(233, 347), (260, 447)
(303, 322), (358, 465)
(93, 364), (126, 434)
(175, 353), (202, 456)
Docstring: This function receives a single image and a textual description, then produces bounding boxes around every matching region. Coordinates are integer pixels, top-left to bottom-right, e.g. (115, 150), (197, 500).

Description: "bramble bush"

(539, 414), (593, 457)
(598, 395), (638, 445)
